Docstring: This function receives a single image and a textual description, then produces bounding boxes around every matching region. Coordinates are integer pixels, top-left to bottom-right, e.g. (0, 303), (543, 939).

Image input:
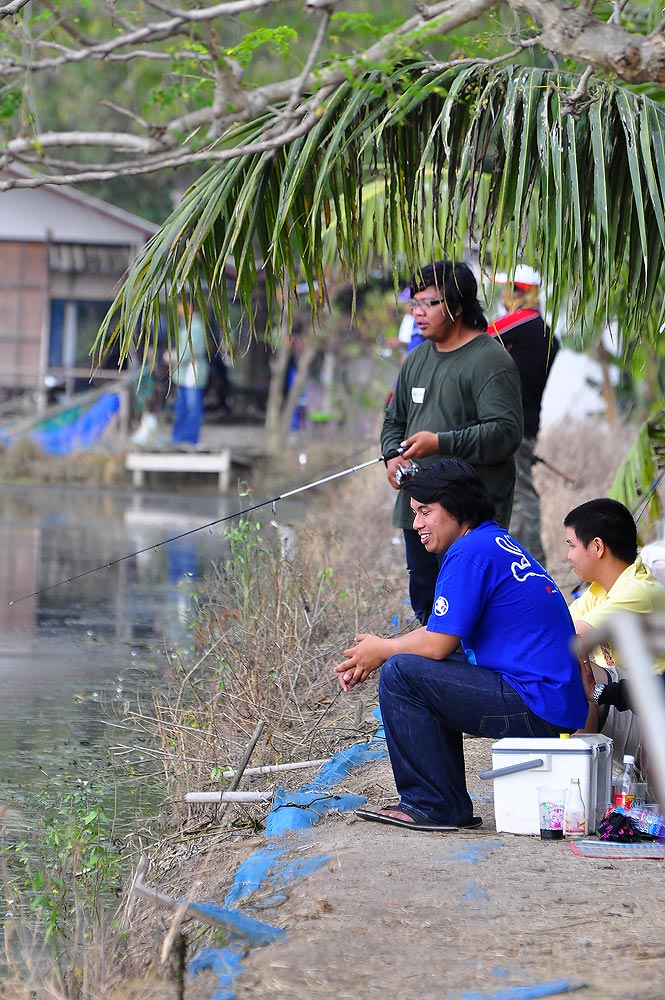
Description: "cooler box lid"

(491, 736), (612, 755)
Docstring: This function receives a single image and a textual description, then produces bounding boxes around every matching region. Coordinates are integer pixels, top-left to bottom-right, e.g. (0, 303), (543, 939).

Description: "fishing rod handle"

(381, 445), (407, 464)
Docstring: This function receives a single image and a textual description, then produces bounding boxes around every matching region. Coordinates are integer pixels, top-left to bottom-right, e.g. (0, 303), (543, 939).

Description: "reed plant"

(139, 467), (405, 828)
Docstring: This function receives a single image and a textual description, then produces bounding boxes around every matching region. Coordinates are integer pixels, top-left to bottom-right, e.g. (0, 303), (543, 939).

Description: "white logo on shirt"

(411, 387), (425, 404)
(434, 596), (449, 616)
(495, 535), (552, 584)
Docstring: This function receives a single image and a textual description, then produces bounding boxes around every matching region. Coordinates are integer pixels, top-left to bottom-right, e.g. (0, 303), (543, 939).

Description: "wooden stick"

(132, 862), (238, 934)
(161, 721), (266, 963)
(224, 721), (266, 794)
(217, 720), (266, 828)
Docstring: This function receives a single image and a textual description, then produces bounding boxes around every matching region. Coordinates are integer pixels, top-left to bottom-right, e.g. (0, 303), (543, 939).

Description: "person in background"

(283, 333), (310, 432)
(565, 498), (665, 763)
(381, 260), (523, 624)
(489, 264), (558, 566)
(335, 459), (588, 831)
(170, 299), (210, 446)
(396, 286), (425, 356)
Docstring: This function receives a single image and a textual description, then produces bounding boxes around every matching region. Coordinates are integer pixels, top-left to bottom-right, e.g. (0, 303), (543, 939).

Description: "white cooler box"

(482, 735), (614, 835)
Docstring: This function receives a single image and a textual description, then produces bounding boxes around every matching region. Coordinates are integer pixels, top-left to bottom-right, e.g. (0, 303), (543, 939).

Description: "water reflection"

(0, 484), (236, 804)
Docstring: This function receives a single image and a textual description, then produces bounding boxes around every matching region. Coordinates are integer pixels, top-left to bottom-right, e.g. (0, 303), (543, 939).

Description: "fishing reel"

(395, 461), (419, 486)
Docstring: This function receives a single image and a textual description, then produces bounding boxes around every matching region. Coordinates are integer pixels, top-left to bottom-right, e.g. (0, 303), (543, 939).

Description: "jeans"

(172, 386), (205, 444)
(403, 528), (441, 625)
(378, 649), (565, 825)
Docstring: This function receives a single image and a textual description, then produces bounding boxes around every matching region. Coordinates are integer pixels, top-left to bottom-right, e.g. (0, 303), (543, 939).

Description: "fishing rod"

(532, 453), (576, 485)
(633, 468), (665, 526)
(8, 445), (407, 606)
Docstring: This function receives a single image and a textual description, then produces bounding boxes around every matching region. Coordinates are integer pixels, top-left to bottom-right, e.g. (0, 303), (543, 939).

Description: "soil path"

(192, 739), (665, 1000)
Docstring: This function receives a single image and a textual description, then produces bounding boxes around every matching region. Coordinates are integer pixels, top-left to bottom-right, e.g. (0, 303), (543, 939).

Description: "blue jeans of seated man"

(378, 649), (565, 826)
(403, 528), (441, 625)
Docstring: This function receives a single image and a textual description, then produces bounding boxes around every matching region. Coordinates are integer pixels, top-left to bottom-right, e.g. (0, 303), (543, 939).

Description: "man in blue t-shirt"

(335, 458), (587, 831)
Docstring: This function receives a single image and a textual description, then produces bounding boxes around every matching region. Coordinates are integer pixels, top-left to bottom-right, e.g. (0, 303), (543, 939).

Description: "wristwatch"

(592, 683), (606, 706)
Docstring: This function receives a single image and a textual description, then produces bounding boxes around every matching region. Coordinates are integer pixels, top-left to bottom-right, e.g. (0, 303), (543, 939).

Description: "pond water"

(0, 482), (249, 827)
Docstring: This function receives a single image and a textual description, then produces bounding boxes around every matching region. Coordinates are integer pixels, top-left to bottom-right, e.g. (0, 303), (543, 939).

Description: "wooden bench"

(126, 449), (232, 492)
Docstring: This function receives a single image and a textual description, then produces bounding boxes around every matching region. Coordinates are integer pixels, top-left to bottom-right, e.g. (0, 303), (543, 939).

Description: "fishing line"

(8, 444), (405, 606)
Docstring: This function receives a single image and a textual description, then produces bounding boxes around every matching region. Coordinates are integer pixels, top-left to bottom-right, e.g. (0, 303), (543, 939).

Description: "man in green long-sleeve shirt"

(381, 260), (523, 623)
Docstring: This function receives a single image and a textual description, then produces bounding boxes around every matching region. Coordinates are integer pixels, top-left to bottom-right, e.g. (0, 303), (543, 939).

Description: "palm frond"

(610, 410), (665, 540)
(96, 61), (665, 363)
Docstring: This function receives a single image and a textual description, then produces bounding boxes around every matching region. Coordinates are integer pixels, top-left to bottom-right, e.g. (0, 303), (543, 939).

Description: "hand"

(385, 456), (407, 490)
(334, 633), (392, 690)
(400, 431), (439, 460)
(579, 657), (596, 701)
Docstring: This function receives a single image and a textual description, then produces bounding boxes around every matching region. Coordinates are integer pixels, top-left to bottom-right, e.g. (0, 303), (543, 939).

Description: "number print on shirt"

(494, 535), (552, 585)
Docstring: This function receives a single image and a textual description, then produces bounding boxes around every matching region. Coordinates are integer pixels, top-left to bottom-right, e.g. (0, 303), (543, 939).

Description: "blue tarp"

(190, 726), (388, 998)
(31, 392), (121, 455)
(0, 391), (122, 456)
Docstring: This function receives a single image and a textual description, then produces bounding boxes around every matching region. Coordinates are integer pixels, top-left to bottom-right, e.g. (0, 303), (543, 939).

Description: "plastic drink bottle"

(618, 806), (665, 838)
(614, 754), (638, 809)
(563, 778), (586, 838)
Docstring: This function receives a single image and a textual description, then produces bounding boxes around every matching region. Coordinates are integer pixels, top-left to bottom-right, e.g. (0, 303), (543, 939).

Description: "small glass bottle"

(563, 778), (586, 838)
(614, 754), (638, 810)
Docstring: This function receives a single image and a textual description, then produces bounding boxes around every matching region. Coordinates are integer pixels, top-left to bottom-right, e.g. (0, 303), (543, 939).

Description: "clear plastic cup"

(537, 787), (566, 840)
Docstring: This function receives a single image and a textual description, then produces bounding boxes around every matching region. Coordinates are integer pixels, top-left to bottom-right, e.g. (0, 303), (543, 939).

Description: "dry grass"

(537, 414), (636, 591)
(0, 438), (127, 487)
(135, 462), (403, 830)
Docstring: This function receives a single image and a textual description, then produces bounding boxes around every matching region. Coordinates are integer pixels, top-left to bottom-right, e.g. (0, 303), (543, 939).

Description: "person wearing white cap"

(489, 264), (559, 567)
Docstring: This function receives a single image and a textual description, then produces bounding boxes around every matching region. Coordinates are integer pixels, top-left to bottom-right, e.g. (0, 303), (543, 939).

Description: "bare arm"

(334, 627), (460, 690)
(573, 618), (595, 640)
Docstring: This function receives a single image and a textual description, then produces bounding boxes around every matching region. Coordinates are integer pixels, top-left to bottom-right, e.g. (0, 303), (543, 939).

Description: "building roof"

(0, 165), (159, 245)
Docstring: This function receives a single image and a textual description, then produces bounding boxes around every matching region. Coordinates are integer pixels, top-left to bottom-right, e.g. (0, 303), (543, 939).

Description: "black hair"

(410, 261), (488, 332)
(563, 498), (638, 564)
(401, 458), (495, 528)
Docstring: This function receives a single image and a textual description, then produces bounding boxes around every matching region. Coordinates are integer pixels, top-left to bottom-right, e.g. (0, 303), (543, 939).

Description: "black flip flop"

(355, 805), (482, 832)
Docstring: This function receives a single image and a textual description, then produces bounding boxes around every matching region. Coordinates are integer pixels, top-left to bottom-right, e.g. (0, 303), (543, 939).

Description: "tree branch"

(2, 0), (665, 192)
(0, 0), (31, 17)
(509, 0), (665, 84)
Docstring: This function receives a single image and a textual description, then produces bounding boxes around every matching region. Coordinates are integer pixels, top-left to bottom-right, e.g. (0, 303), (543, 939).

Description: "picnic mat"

(571, 838), (665, 859)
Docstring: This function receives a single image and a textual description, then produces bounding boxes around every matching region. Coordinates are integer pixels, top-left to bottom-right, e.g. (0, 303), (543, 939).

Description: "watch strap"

(592, 683), (606, 706)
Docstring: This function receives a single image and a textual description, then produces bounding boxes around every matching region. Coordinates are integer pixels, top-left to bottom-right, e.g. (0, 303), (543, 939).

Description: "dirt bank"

(177, 738), (665, 1000)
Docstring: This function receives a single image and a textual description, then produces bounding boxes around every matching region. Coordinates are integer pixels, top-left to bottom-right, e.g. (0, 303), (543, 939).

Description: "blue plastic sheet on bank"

(33, 392), (120, 455)
(189, 944), (245, 1000)
(460, 979), (587, 999)
(190, 726), (388, 998)
(0, 391), (122, 456)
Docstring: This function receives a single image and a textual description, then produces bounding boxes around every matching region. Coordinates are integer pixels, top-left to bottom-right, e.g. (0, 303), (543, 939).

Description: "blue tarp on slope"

(30, 392), (121, 455)
(190, 728), (388, 999)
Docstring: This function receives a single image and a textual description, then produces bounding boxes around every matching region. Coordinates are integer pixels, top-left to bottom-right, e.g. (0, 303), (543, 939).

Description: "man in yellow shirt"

(565, 498), (665, 763)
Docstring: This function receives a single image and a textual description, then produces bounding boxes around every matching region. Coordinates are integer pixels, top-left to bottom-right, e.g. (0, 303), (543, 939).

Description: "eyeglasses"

(408, 298), (445, 311)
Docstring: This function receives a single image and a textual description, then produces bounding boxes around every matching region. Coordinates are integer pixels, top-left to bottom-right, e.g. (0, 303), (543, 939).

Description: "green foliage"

(99, 60), (665, 367)
(329, 12), (390, 42)
(0, 88), (22, 122)
(224, 518), (271, 621)
(5, 782), (124, 941)
(610, 409), (665, 540)
(227, 26), (298, 68)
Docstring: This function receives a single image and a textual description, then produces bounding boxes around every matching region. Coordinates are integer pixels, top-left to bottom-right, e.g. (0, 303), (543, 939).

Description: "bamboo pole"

(222, 757), (328, 778)
(184, 790), (273, 804)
